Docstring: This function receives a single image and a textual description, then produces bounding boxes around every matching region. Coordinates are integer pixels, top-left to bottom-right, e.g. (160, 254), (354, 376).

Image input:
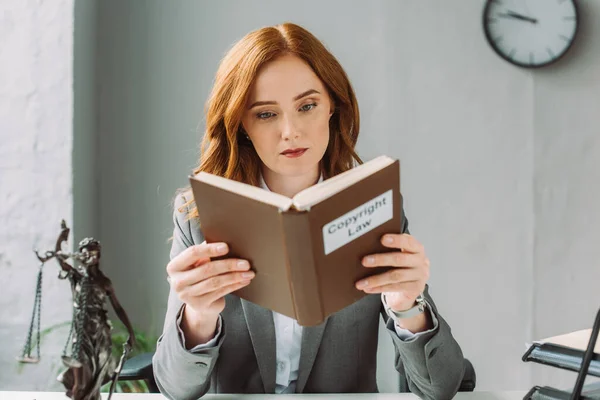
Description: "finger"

(381, 234), (424, 254)
(200, 279), (253, 305)
(170, 258), (250, 291)
(355, 267), (422, 290)
(362, 251), (424, 268)
(201, 258), (251, 279)
(186, 270), (256, 298)
(167, 242), (228, 273)
(362, 280), (421, 294)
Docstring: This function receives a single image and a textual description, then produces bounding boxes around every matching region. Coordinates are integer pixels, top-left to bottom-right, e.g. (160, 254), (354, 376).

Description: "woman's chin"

(270, 161), (320, 178)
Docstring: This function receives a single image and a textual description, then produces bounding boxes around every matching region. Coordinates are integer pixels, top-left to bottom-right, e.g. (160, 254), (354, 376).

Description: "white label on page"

(322, 190), (393, 255)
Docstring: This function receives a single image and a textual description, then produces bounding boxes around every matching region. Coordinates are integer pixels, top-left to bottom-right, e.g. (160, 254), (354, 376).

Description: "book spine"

(280, 211), (324, 326)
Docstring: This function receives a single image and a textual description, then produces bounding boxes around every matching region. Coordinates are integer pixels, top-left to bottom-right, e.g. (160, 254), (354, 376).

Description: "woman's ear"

(327, 93), (335, 117)
(240, 126), (252, 142)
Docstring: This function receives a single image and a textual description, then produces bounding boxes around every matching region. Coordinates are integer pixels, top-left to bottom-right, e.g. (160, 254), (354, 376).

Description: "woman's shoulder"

(171, 188), (203, 245)
(172, 188), (195, 215)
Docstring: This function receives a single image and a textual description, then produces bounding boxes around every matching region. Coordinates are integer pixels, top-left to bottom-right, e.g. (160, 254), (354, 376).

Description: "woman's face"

(241, 54), (333, 180)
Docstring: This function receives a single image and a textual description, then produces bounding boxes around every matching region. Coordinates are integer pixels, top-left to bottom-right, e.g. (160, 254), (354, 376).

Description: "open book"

(189, 155), (403, 325)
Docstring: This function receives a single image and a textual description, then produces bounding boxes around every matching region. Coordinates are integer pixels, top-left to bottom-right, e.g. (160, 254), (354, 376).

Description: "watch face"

(483, 0), (579, 68)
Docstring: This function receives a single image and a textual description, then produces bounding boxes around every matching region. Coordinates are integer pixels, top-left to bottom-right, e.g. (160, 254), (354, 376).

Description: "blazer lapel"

(241, 299), (276, 393)
(295, 317), (329, 393)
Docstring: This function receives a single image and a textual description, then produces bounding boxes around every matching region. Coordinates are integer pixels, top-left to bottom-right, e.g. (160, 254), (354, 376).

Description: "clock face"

(483, 0), (579, 68)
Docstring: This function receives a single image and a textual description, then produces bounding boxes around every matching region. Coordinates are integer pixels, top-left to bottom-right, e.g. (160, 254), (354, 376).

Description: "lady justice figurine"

(17, 220), (136, 400)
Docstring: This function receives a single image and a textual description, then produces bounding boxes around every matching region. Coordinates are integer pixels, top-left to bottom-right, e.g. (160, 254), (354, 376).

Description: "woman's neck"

(261, 165), (321, 198)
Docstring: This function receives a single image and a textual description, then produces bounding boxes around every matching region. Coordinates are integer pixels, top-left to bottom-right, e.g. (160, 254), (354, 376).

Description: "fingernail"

(384, 236), (393, 244)
(356, 280), (368, 289)
(242, 271), (255, 278)
(216, 243), (227, 253)
(364, 256), (374, 265)
(237, 260), (249, 269)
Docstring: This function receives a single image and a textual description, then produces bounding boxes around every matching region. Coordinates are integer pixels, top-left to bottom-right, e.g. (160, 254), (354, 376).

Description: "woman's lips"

(281, 148), (308, 158)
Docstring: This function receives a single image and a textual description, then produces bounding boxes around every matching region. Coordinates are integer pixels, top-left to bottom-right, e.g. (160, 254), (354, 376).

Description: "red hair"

(181, 22), (362, 219)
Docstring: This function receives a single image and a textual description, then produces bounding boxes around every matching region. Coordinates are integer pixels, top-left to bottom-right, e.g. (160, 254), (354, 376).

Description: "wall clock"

(483, 0), (579, 68)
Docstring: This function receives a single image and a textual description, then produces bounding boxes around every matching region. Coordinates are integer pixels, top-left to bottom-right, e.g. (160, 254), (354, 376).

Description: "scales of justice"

(17, 220), (136, 400)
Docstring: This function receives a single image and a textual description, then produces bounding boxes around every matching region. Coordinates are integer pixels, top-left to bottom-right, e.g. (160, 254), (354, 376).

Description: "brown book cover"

(188, 155), (403, 326)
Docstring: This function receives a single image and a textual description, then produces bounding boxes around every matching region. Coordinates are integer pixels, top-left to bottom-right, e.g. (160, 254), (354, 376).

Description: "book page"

(191, 172), (294, 211)
(291, 155), (395, 210)
(535, 329), (599, 353)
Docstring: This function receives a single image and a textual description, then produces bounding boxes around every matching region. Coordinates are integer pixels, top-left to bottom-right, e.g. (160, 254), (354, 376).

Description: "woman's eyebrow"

(248, 89), (321, 110)
(293, 89), (320, 101)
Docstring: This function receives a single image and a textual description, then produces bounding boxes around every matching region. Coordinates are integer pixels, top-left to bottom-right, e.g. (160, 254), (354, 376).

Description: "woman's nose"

(281, 115), (299, 140)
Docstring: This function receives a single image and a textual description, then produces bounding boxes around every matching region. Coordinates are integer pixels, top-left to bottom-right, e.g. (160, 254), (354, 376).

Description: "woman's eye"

(257, 112), (275, 120)
(300, 103), (317, 112)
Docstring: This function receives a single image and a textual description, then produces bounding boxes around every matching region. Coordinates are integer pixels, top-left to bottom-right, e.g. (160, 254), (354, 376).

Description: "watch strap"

(383, 293), (427, 320)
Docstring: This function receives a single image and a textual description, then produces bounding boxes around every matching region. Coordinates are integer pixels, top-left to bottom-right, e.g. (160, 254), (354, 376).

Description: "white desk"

(0, 392), (527, 400)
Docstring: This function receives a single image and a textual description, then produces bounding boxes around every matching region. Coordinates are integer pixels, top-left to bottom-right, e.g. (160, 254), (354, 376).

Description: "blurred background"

(1, 0), (599, 394)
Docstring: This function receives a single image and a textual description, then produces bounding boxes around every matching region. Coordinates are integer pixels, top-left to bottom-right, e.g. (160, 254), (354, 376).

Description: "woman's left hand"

(355, 233), (430, 312)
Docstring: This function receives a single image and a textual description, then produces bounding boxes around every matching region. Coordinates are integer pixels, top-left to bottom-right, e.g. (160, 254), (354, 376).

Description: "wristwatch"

(383, 293), (427, 321)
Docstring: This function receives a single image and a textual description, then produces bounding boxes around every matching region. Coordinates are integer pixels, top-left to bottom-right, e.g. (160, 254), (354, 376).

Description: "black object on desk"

(117, 352), (159, 393)
(522, 307), (600, 400)
(119, 353), (476, 394)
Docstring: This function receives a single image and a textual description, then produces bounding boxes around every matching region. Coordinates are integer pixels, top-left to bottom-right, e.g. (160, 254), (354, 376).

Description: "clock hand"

(507, 10), (538, 23)
(497, 10), (538, 24)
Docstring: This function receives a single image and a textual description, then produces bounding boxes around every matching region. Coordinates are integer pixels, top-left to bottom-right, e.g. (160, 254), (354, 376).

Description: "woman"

(153, 22), (465, 400)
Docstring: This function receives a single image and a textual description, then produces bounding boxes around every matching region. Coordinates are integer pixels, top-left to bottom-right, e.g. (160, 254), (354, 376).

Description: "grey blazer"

(153, 194), (466, 400)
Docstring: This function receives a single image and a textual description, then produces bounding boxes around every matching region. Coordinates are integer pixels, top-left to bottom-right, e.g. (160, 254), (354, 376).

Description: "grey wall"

(532, 3), (600, 387)
(73, 0), (99, 243)
(0, 0), (75, 391)
(91, 0), (600, 393)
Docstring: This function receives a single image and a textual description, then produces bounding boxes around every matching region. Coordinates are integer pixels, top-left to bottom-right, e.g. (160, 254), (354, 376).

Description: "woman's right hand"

(166, 241), (255, 346)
